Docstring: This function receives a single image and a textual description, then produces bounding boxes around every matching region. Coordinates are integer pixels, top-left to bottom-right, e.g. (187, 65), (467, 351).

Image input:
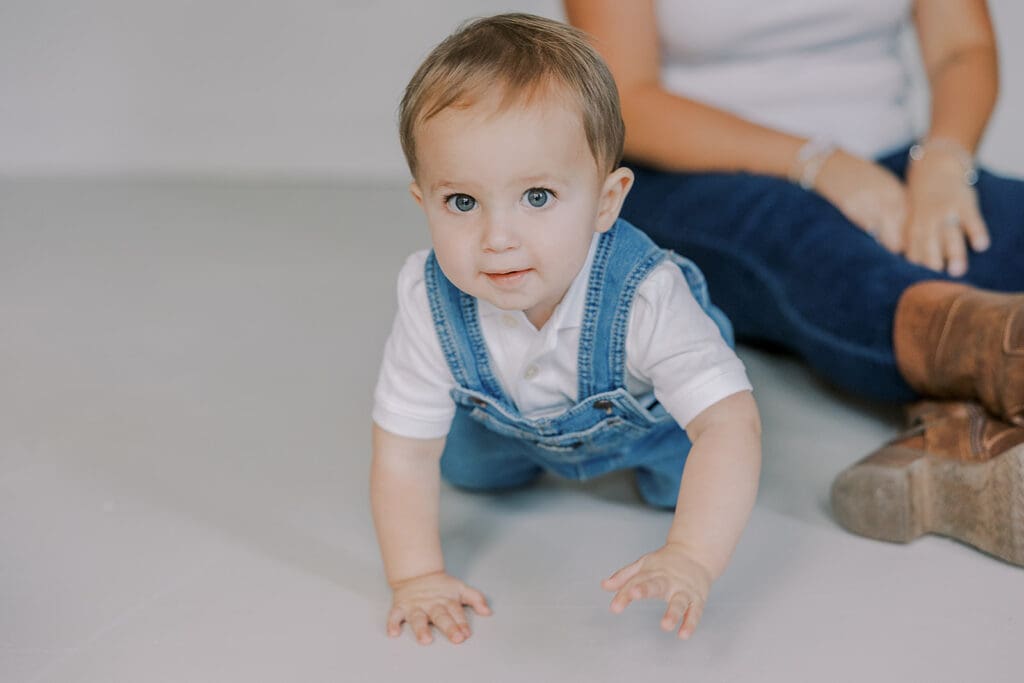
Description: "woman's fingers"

(961, 204), (990, 252)
(875, 217), (904, 253)
(875, 198), (906, 253)
(941, 217), (969, 277)
(905, 215), (944, 272)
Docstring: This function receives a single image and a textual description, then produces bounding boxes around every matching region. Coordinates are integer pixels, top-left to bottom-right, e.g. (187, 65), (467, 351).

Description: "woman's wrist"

(789, 137), (838, 190)
(908, 137), (979, 186)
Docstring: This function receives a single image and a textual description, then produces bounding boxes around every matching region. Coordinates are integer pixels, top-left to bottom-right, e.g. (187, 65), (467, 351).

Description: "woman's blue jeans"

(621, 147), (1024, 403)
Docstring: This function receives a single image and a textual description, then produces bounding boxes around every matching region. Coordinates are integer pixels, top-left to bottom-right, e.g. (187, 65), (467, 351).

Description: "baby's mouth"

(485, 268), (531, 285)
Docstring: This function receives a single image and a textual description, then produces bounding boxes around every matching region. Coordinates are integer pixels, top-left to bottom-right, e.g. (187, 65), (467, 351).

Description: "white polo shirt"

(373, 233), (752, 440)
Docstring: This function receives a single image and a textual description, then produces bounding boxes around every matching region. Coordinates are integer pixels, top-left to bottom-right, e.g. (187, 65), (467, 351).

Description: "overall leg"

(628, 288), (738, 510)
(440, 407), (543, 492)
(629, 424), (693, 510)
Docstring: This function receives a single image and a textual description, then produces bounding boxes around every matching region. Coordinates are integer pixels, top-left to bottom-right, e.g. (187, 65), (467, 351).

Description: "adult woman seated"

(565, 0), (1024, 565)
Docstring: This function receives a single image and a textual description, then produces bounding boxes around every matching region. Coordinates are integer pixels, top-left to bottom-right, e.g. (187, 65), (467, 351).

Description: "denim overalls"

(425, 219), (735, 509)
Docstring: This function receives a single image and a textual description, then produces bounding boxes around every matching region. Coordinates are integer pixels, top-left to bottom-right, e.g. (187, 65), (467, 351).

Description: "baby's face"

(410, 93), (625, 330)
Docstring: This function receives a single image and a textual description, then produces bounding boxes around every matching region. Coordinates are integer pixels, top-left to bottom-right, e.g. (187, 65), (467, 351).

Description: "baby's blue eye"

(446, 193), (477, 212)
(524, 188), (551, 208)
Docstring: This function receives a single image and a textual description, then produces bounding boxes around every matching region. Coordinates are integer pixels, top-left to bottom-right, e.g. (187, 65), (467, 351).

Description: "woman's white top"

(656, 0), (916, 158)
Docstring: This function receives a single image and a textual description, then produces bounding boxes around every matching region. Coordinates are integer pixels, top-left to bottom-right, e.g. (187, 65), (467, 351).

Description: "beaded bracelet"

(908, 137), (979, 186)
(790, 138), (837, 190)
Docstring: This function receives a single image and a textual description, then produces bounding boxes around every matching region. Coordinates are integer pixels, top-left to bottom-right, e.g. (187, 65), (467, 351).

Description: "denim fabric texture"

(426, 219), (734, 509)
(622, 147), (1024, 404)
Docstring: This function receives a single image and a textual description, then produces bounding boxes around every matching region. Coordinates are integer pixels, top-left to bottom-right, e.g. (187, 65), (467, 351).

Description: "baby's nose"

(481, 213), (519, 251)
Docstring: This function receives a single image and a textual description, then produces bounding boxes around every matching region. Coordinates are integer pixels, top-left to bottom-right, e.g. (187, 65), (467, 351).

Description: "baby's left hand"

(602, 543), (713, 639)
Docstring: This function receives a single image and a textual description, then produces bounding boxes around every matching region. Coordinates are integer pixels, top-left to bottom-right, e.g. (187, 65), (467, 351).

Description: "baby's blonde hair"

(399, 13), (624, 178)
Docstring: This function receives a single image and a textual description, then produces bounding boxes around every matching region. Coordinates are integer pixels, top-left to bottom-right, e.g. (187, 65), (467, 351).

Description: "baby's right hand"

(387, 571), (492, 645)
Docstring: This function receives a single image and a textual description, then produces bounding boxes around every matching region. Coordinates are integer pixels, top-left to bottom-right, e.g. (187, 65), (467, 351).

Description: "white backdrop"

(1, 0), (1021, 180)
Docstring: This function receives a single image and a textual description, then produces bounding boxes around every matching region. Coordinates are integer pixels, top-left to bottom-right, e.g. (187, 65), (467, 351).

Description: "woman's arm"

(914, 0), (999, 153)
(902, 0), (998, 275)
(564, 0), (804, 177)
(565, 0), (910, 248)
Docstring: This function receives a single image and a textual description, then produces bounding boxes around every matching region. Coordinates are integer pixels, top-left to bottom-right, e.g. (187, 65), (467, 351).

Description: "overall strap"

(423, 252), (515, 409)
(577, 219), (668, 398)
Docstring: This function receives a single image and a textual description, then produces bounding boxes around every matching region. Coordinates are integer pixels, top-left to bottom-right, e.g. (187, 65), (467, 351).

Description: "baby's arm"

(602, 390), (761, 638)
(370, 423), (491, 645)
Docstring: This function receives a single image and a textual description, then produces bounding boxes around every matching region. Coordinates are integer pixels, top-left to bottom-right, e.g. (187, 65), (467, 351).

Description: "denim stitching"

(429, 221), (694, 481)
(610, 250), (667, 387)
(458, 292), (515, 410)
(577, 226), (615, 399)
(424, 251), (472, 389)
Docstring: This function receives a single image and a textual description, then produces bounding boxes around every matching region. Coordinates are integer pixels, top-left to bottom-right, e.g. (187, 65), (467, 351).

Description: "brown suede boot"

(894, 281), (1024, 426)
(831, 401), (1024, 566)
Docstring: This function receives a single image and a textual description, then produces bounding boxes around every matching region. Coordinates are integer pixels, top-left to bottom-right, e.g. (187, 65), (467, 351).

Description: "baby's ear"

(408, 181), (424, 207)
(595, 167), (635, 233)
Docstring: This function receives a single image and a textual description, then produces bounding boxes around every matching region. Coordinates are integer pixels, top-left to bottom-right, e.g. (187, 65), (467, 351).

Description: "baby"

(371, 13), (761, 645)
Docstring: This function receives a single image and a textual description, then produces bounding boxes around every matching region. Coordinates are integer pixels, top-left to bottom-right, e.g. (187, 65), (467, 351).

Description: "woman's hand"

(903, 151), (989, 276)
(386, 571), (492, 645)
(813, 149), (909, 252)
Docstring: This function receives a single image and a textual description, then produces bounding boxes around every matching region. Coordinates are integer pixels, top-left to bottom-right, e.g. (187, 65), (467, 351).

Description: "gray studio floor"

(2, 177), (1022, 683)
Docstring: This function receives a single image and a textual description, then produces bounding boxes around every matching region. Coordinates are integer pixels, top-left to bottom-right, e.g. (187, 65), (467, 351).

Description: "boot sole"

(831, 443), (1024, 566)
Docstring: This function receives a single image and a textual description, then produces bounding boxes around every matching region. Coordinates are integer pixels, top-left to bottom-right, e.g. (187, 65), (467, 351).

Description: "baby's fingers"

(678, 600), (705, 640)
(408, 610), (433, 645)
(460, 586), (492, 616)
(629, 575), (670, 601)
(449, 603), (473, 639)
(429, 606), (467, 645)
(386, 606), (406, 637)
(660, 594), (690, 632)
(602, 557), (643, 591)
(610, 574), (664, 613)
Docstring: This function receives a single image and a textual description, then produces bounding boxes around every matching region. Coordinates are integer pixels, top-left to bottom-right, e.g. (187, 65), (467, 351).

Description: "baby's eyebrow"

(517, 175), (571, 189)
(428, 175), (563, 193)
(430, 179), (462, 193)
